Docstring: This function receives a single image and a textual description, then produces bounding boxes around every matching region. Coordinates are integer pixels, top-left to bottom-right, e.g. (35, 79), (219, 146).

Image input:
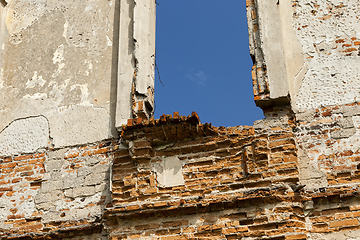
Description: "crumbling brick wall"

(2, 109), (360, 239)
(3, 0), (360, 239)
(0, 110), (307, 239)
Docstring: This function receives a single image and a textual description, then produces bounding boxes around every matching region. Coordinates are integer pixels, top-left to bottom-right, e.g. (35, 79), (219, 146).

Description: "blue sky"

(154, 1), (264, 127)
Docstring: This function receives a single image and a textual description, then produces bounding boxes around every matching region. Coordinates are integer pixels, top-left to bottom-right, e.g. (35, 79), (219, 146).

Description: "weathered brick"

(329, 219), (359, 228)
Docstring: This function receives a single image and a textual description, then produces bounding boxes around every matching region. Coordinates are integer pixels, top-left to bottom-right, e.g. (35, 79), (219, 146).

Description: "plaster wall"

(293, 0), (360, 112)
(248, 0), (360, 114)
(0, 0), (156, 154)
(0, 0), (117, 152)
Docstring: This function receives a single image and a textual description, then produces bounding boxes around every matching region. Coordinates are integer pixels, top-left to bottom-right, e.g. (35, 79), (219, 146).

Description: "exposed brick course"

(1, 108), (360, 239)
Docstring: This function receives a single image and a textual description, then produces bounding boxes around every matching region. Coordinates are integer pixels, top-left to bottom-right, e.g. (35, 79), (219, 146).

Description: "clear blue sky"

(154, 1), (264, 127)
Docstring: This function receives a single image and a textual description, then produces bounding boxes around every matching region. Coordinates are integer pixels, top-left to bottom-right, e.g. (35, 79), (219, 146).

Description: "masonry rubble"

(2, 0), (360, 239)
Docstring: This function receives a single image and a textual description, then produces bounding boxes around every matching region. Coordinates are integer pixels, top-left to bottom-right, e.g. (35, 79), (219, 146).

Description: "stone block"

(34, 192), (50, 204)
(64, 189), (74, 198)
(337, 117), (354, 129)
(330, 128), (356, 139)
(86, 156), (102, 166)
(296, 110), (316, 122)
(50, 190), (63, 202)
(343, 105), (360, 117)
(72, 186), (96, 197)
(63, 175), (83, 189)
(93, 164), (110, 174)
(152, 156), (185, 188)
(77, 166), (93, 178)
(75, 208), (91, 219)
(41, 180), (62, 192)
(44, 160), (64, 172)
(47, 148), (67, 160)
(84, 172), (106, 186)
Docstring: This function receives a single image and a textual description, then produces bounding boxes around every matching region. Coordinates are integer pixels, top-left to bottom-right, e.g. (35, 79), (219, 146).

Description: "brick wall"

(105, 112), (307, 239)
(0, 142), (114, 239)
(2, 110), (360, 239)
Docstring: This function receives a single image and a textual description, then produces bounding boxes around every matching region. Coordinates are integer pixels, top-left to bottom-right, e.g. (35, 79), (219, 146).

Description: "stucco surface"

(293, 0), (360, 112)
(0, 0), (117, 151)
(0, 116), (49, 156)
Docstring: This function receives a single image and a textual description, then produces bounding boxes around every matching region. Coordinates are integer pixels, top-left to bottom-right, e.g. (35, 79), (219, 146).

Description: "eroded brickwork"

(0, 142), (114, 239)
(2, 0), (360, 239)
(2, 107), (360, 239)
(104, 112), (308, 240)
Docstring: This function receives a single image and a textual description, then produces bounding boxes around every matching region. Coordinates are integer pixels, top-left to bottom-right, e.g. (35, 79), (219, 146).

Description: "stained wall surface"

(0, 0), (118, 152)
(3, 0), (360, 239)
(293, 0), (360, 112)
(247, 0), (360, 239)
(247, 0), (360, 113)
(0, 0), (156, 156)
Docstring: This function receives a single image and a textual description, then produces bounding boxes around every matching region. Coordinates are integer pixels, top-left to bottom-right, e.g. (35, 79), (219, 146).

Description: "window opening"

(154, 1), (264, 127)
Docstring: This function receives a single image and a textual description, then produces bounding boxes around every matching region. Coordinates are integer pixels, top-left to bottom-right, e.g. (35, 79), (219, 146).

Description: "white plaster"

(293, 0), (360, 112)
(310, 229), (360, 240)
(84, 5), (93, 12)
(70, 83), (90, 106)
(84, 59), (93, 76)
(52, 44), (65, 78)
(35, 153), (110, 223)
(26, 71), (46, 88)
(0, 187), (39, 222)
(296, 59), (360, 111)
(0, 68), (4, 89)
(0, 0), (134, 148)
(0, 115), (49, 156)
(62, 21), (68, 39)
(153, 156), (185, 188)
(300, 116), (360, 175)
(106, 34), (112, 47)
(48, 78), (70, 104)
(48, 105), (110, 148)
(22, 92), (47, 100)
(4, 0), (47, 35)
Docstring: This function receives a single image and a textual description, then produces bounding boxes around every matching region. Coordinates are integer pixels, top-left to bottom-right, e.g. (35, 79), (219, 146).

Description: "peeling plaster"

(0, 0), (118, 147)
(26, 71), (46, 88)
(293, 0), (360, 112)
(152, 156), (185, 188)
(0, 115), (49, 156)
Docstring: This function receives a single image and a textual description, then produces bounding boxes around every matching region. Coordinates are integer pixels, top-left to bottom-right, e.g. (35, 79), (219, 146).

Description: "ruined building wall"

(0, 0), (155, 155)
(2, 0), (360, 239)
(0, 0), (156, 239)
(248, 0), (360, 238)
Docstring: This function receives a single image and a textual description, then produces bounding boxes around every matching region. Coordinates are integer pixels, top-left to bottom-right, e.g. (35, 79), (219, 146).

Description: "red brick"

(329, 219), (359, 228)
